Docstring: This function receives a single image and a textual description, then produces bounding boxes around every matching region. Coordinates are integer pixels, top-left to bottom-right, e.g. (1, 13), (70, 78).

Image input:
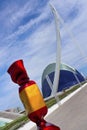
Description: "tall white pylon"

(50, 4), (61, 103)
(50, 4), (84, 103)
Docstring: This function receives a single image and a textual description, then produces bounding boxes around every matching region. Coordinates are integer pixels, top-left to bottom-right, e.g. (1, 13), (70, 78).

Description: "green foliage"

(0, 115), (29, 130)
(46, 97), (56, 108)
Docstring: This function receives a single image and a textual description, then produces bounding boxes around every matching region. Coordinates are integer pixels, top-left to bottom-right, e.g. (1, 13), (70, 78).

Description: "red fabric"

(28, 106), (48, 123)
(37, 119), (60, 130)
(7, 59), (29, 84)
(42, 126), (60, 130)
(19, 80), (36, 92)
(38, 126), (60, 130)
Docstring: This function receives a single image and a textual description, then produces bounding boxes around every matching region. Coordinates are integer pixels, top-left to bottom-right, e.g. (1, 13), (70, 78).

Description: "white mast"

(50, 4), (61, 102)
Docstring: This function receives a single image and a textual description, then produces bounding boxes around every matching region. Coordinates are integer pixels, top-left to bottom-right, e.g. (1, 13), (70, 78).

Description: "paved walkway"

(45, 83), (87, 130)
(18, 83), (87, 130)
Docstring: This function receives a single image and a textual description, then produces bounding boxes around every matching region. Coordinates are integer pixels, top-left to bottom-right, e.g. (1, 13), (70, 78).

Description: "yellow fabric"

(19, 84), (46, 114)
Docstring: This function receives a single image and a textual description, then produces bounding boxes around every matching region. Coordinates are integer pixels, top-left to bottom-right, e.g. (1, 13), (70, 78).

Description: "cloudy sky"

(0, 0), (87, 111)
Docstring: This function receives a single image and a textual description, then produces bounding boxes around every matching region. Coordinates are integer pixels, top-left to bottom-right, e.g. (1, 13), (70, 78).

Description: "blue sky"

(0, 0), (87, 111)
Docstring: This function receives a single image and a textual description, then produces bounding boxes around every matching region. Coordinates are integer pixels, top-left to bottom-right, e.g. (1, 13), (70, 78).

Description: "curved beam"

(50, 4), (61, 97)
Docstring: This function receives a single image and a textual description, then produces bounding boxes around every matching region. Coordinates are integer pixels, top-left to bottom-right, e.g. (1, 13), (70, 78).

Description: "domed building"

(42, 63), (85, 98)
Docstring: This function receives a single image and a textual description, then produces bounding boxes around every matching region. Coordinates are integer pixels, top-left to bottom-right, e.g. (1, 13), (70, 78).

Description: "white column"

(50, 4), (61, 103)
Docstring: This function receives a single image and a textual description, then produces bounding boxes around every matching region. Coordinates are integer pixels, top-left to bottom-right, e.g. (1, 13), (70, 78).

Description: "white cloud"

(4, 3), (50, 41)
(1, 0), (87, 110)
(0, 1), (35, 27)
